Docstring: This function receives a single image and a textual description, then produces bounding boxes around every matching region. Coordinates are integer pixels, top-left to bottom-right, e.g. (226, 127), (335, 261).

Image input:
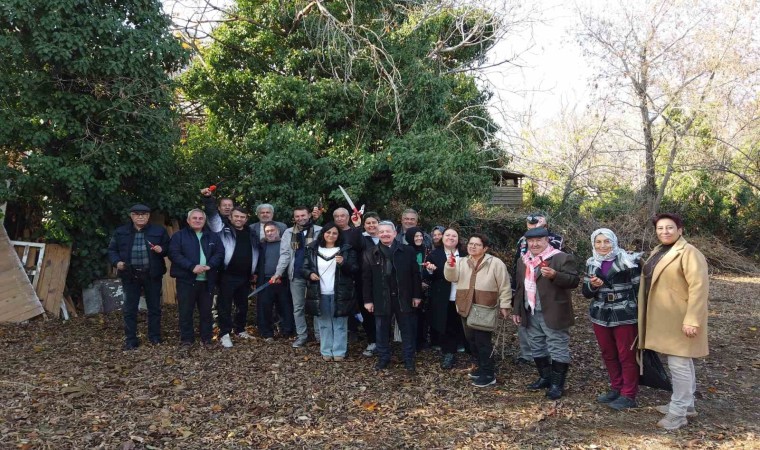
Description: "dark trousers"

(415, 305), (428, 348)
(257, 280), (295, 338)
(462, 317), (495, 377)
(593, 323), (639, 398)
(358, 298), (376, 344)
(122, 275), (163, 345)
(375, 298), (416, 365)
(440, 301), (465, 354)
(217, 273), (251, 336)
(176, 281), (213, 344)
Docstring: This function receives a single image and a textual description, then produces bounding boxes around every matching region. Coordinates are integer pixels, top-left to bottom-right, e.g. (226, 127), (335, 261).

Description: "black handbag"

(639, 349), (673, 392)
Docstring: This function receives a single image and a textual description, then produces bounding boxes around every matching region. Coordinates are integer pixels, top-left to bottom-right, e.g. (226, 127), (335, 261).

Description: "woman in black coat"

(302, 222), (359, 361)
(423, 227), (468, 368)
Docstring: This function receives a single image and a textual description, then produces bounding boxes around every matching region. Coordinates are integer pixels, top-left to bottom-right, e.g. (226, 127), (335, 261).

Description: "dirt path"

(1, 275), (758, 449)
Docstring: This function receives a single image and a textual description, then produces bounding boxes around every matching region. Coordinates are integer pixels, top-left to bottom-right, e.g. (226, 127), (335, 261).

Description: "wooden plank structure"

(0, 226), (45, 322)
(11, 240), (45, 289)
(34, 244), (72, 318)
(161, 219), (180, 305)
(490, 169), (525, 208)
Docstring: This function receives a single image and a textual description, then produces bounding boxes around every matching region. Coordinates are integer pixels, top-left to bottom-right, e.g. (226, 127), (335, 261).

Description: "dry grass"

(0, 275), (758, 449)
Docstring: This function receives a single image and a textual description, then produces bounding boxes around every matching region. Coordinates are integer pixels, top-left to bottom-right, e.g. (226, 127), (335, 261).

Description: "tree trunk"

(636, 48), (657, 213)
(654, 134), (679, 213)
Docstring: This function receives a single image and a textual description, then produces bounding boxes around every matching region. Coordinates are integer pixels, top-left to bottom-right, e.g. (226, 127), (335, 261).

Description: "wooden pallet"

(35, 244), (72, 318)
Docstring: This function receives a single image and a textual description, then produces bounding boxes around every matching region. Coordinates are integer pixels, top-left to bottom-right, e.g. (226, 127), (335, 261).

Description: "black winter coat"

(107, 224), (170, 279)
(362, 242), (423, 315)
(168, 227), (225, 292)
(302, 243), (359, 317)
(423, 246), (467, 333)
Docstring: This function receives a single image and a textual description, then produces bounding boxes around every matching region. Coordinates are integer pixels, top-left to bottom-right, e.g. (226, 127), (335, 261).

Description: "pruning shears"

(338, 185), (364, 221)
(207, 178), (226, 192)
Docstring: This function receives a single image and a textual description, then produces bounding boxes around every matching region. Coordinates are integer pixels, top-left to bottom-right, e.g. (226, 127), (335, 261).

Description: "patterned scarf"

(521, 245), (561, 313)
(290, 222), (316, 250)
(586, 228), (640, 272)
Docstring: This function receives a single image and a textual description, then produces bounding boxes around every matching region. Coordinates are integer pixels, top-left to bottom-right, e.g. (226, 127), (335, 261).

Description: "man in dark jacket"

(363, 221), (423, 373)
(108, 204), (170, 350)
(511, 212), (564, 364)
(169, 208), (224, 348)
(205, 194), (260, 348)
(512, 227), (579, 400)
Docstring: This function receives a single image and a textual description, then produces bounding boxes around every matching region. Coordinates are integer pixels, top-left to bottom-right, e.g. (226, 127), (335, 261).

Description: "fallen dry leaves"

(0, 275), (758, 449)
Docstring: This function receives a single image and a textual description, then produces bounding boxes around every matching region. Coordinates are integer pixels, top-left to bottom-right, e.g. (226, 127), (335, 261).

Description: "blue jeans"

(375, 298), (417, 365)
(122, 275), (163, 345)
(317, 294), (348, 357)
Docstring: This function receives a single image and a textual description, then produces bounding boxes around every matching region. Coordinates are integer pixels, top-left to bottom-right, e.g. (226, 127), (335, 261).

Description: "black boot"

(546, 361), (569, 400)
(527, 356), (551, 390)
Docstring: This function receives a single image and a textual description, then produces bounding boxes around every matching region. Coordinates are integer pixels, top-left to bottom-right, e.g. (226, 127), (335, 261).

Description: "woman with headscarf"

(405, 226), (432, 350)
(581, 228), (642, 411)
(639, 213), (709, 430)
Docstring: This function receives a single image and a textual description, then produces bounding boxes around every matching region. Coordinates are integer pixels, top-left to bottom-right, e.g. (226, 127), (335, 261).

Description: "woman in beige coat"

(444, 233), (511, 388)
(638, 213), (709, 431)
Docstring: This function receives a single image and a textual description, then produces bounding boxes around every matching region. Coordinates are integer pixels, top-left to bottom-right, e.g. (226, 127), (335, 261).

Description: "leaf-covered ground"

(1, 275), (758, 449)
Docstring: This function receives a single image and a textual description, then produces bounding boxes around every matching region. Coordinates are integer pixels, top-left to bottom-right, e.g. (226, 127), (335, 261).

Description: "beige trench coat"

(638, 237), (709, 358)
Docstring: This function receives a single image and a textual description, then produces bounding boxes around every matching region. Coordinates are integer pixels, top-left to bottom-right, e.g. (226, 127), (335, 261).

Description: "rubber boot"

(527, 356), (552, 390)
(546, 361), (569, 400)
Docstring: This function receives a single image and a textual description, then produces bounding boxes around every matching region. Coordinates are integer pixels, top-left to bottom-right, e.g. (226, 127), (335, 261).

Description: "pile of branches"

(686, 235), (760, 275)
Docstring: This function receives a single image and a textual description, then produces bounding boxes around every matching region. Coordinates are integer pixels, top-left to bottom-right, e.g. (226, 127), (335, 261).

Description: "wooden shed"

(489, 169), (525, 208)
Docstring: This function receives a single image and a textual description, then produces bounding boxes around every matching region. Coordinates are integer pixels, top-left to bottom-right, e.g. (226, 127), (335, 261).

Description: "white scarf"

(585, 228), (639, 271)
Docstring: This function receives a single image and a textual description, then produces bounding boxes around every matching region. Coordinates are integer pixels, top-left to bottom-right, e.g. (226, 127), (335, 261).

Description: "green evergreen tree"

(181, 0), (501, 219)
(0, 0), (189, 290)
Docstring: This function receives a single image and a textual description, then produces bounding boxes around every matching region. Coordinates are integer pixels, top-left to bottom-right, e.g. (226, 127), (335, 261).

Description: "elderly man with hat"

(107, 204), (170, 350)
(512, 227), (579, 399)
(511, 212), (565, 365)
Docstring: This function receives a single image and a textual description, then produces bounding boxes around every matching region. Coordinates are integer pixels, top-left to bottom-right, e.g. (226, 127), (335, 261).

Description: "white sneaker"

(655, 404), (697, 417)
(362, 343), (377, 356)
(657, 413), (688, 430)
(220, 334), (233, 348)
(237, 331), (253, 339)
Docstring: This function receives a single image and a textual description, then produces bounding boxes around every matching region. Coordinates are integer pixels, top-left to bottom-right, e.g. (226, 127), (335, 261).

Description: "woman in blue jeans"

(302, 222), (359, 361)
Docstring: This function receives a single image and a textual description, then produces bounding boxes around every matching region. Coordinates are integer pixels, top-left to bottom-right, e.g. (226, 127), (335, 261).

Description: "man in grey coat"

(271, 206), (322, 347)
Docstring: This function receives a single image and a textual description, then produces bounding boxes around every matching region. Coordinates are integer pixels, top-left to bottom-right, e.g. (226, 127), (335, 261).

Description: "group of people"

(107, 194), (709, 431)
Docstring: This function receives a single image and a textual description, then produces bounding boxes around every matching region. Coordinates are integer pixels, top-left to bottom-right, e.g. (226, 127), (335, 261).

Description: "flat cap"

(524, 227), (549, 238)
(129, 204), (151, 213)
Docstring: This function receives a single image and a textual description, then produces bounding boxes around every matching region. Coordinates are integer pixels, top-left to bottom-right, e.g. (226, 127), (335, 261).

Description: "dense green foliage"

(0, 0), (188, 290)
(181, 0), (500, 218)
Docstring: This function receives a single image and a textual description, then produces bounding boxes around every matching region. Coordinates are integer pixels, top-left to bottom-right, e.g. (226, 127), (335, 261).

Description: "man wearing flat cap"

(512, 227), (579, 400)
(108, 204), (170, 350)
(511, 212), (564, 365)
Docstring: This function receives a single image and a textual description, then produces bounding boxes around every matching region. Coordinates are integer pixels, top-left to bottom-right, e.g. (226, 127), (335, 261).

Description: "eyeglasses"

(467, 242), (483, 247)
(526, 215), (544, 224)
